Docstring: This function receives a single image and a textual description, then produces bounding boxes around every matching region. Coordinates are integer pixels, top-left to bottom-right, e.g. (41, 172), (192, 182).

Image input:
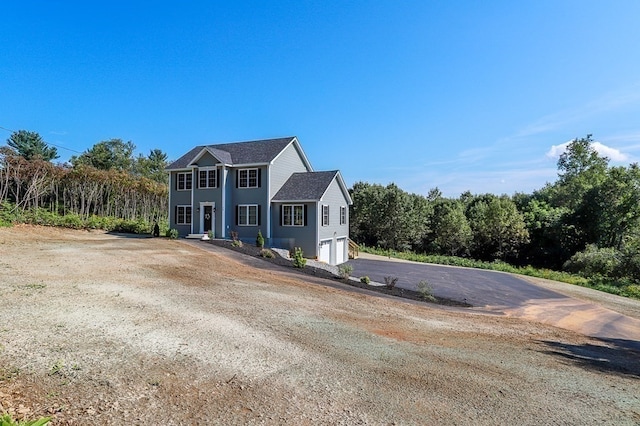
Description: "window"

(176, 205), (192, 225)
(176, 172), (192, 191)
(238, 168), (259, 188)
(282, 204), (305, 226)
(237, 204), (258, 226)
(340, 206), (347, 225)
(199, 168), (217, 188)
(322, 205), (330, 226)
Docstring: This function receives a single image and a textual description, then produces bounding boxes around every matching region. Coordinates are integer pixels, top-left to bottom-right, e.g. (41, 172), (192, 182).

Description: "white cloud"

(546, 140), (628, 162)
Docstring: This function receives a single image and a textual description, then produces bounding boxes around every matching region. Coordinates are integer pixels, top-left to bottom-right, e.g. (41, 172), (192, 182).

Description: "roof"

(272, 171), (341, 202)
(166, 137), (297, 170)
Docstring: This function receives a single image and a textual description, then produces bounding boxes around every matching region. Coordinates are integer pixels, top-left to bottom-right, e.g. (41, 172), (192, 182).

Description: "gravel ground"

(1, 225), (639, 425)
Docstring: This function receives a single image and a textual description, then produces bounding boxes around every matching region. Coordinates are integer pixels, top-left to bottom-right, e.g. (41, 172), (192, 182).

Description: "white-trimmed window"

(322, 205), (330, 226)
(340, 206), (347, 225)
(282, 204), (305, 227)
(198, 168), (217, 188)
(176, 172), (192, 191)
(176, 205), (192, 225)
(238, 168), (259, 188)
(237, 204), (259, 226)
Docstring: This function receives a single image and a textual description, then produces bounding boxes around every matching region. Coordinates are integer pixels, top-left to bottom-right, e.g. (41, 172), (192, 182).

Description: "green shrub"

(360, 276), (370, 284)
(232, 239), (243, 247)
(61, 213), (84, 229)
(623, 284), (640, 299)
(338, 263), (353, 279)
(292, 247), (306, 268)
(0, 413), (51, 425)
(0, 202), (17, 227)
(167, 228), (179, 239)
(417, 280), (436, 302)
(208, 230), (214, 239)
(256, 230), (264, 248)
(563, 245), (621, 278)
(260, 248), (275, 258)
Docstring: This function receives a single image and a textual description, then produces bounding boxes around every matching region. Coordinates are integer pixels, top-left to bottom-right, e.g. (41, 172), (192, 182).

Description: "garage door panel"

(319, 240), (331, 263)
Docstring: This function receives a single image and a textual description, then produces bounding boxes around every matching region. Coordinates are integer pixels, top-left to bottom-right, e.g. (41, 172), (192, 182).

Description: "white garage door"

(319, 240), (331, 263)
(336, 238), (346, 264)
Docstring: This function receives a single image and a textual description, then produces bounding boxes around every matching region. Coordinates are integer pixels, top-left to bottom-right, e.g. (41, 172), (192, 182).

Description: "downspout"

(190, 167), (194, 234)
(221, 166), (226, 238)
(266, 164), (271, 240)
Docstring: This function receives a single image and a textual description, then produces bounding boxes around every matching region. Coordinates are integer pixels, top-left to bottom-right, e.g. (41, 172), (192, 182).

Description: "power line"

(1, 125), (84, 154)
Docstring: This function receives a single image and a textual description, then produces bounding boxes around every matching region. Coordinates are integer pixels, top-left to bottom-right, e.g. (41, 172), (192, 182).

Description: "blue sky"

(3, 1), (640, 197)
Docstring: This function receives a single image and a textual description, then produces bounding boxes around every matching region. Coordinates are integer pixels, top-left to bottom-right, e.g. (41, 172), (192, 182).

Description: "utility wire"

(0, 125), (84, 154)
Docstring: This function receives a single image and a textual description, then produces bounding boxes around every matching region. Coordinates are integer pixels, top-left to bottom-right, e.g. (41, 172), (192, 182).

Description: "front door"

(203, 205), (213, 233)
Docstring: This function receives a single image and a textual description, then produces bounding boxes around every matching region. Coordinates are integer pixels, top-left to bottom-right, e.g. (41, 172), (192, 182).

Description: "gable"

(272, 171), (339, 202)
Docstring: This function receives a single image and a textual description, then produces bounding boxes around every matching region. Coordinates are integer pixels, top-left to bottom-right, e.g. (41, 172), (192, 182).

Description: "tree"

(553, 134), (608, 210)
(135, 148), (169, 184)
(6, 130), (58, 161)
(430, 199), (472, 256)
(71, 139), (136, 171)
(467, 194), (529, 261)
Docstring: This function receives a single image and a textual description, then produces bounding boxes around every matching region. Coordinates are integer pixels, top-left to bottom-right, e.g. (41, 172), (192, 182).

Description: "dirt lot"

(1, 225), (639, 425)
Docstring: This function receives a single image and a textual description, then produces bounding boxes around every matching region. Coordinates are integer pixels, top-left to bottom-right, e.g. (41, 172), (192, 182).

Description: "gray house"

(166, 136), (353, 265)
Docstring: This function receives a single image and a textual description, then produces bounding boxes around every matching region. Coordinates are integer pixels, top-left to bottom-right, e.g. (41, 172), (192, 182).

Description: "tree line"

(0, 130), (169, 228)
(350, 135), (640, 283)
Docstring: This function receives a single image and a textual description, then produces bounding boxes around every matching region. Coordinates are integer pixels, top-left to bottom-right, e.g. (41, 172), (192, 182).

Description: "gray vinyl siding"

(169, 170), (193, 235)
(318, 178), (350, 241)
(229, 165), (268, 240)
(196, 151), (220, 167)
(271, 202), (317, 257)
(270, 143), (311, 196)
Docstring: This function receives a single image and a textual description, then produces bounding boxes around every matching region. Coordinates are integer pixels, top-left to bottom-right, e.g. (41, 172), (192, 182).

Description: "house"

(166, 136), (353, 265)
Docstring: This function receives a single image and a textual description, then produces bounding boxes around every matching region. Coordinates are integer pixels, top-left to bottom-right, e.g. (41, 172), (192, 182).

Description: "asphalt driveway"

(346, 254), (640, 350)
(347, 256), (565, 308)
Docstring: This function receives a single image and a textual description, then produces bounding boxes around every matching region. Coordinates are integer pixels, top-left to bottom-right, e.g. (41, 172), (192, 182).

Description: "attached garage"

(318, 240), (331, 263)
(336, 238), (347, 264)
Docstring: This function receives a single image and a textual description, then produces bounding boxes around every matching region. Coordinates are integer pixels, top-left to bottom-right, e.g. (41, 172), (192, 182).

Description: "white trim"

(187, 147), (224, 167)
(270, 137), (313, 171)
(238, 168), (259, 188)
(267, 165), (271, 238)
(318, 171), (352, 205)
(176, 205), (192, 225)
(238, 204), (259, 226)
(282, 204), (305, 227)
(272, 198), (317, 203)
(199, 201), (215, 234)
(190, 172), (194, 234)
(315, 201), (320, 257)
(197, 167), (218, 189)
(321, 204), (330, 226)
(228, 162), (269, 168)
(176, 171), (193, 191)
(340, 205), (347, 225)
(221, 167), (226, 237)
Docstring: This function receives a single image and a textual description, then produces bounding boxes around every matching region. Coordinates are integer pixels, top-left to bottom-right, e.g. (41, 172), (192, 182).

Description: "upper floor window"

(176, 205), (192, 225)
(322, 205), (330, 226)
(238, 168), (259, 188)
(282, 204), (305, 226)
(199, 168), (217, 188)
(176, 172), (192, 191)
(340, 206), (347, 225)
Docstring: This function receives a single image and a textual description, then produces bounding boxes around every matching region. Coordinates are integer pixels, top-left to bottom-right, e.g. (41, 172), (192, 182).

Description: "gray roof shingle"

(272, 171), (339, 201)
(166, 137), (296, 170)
